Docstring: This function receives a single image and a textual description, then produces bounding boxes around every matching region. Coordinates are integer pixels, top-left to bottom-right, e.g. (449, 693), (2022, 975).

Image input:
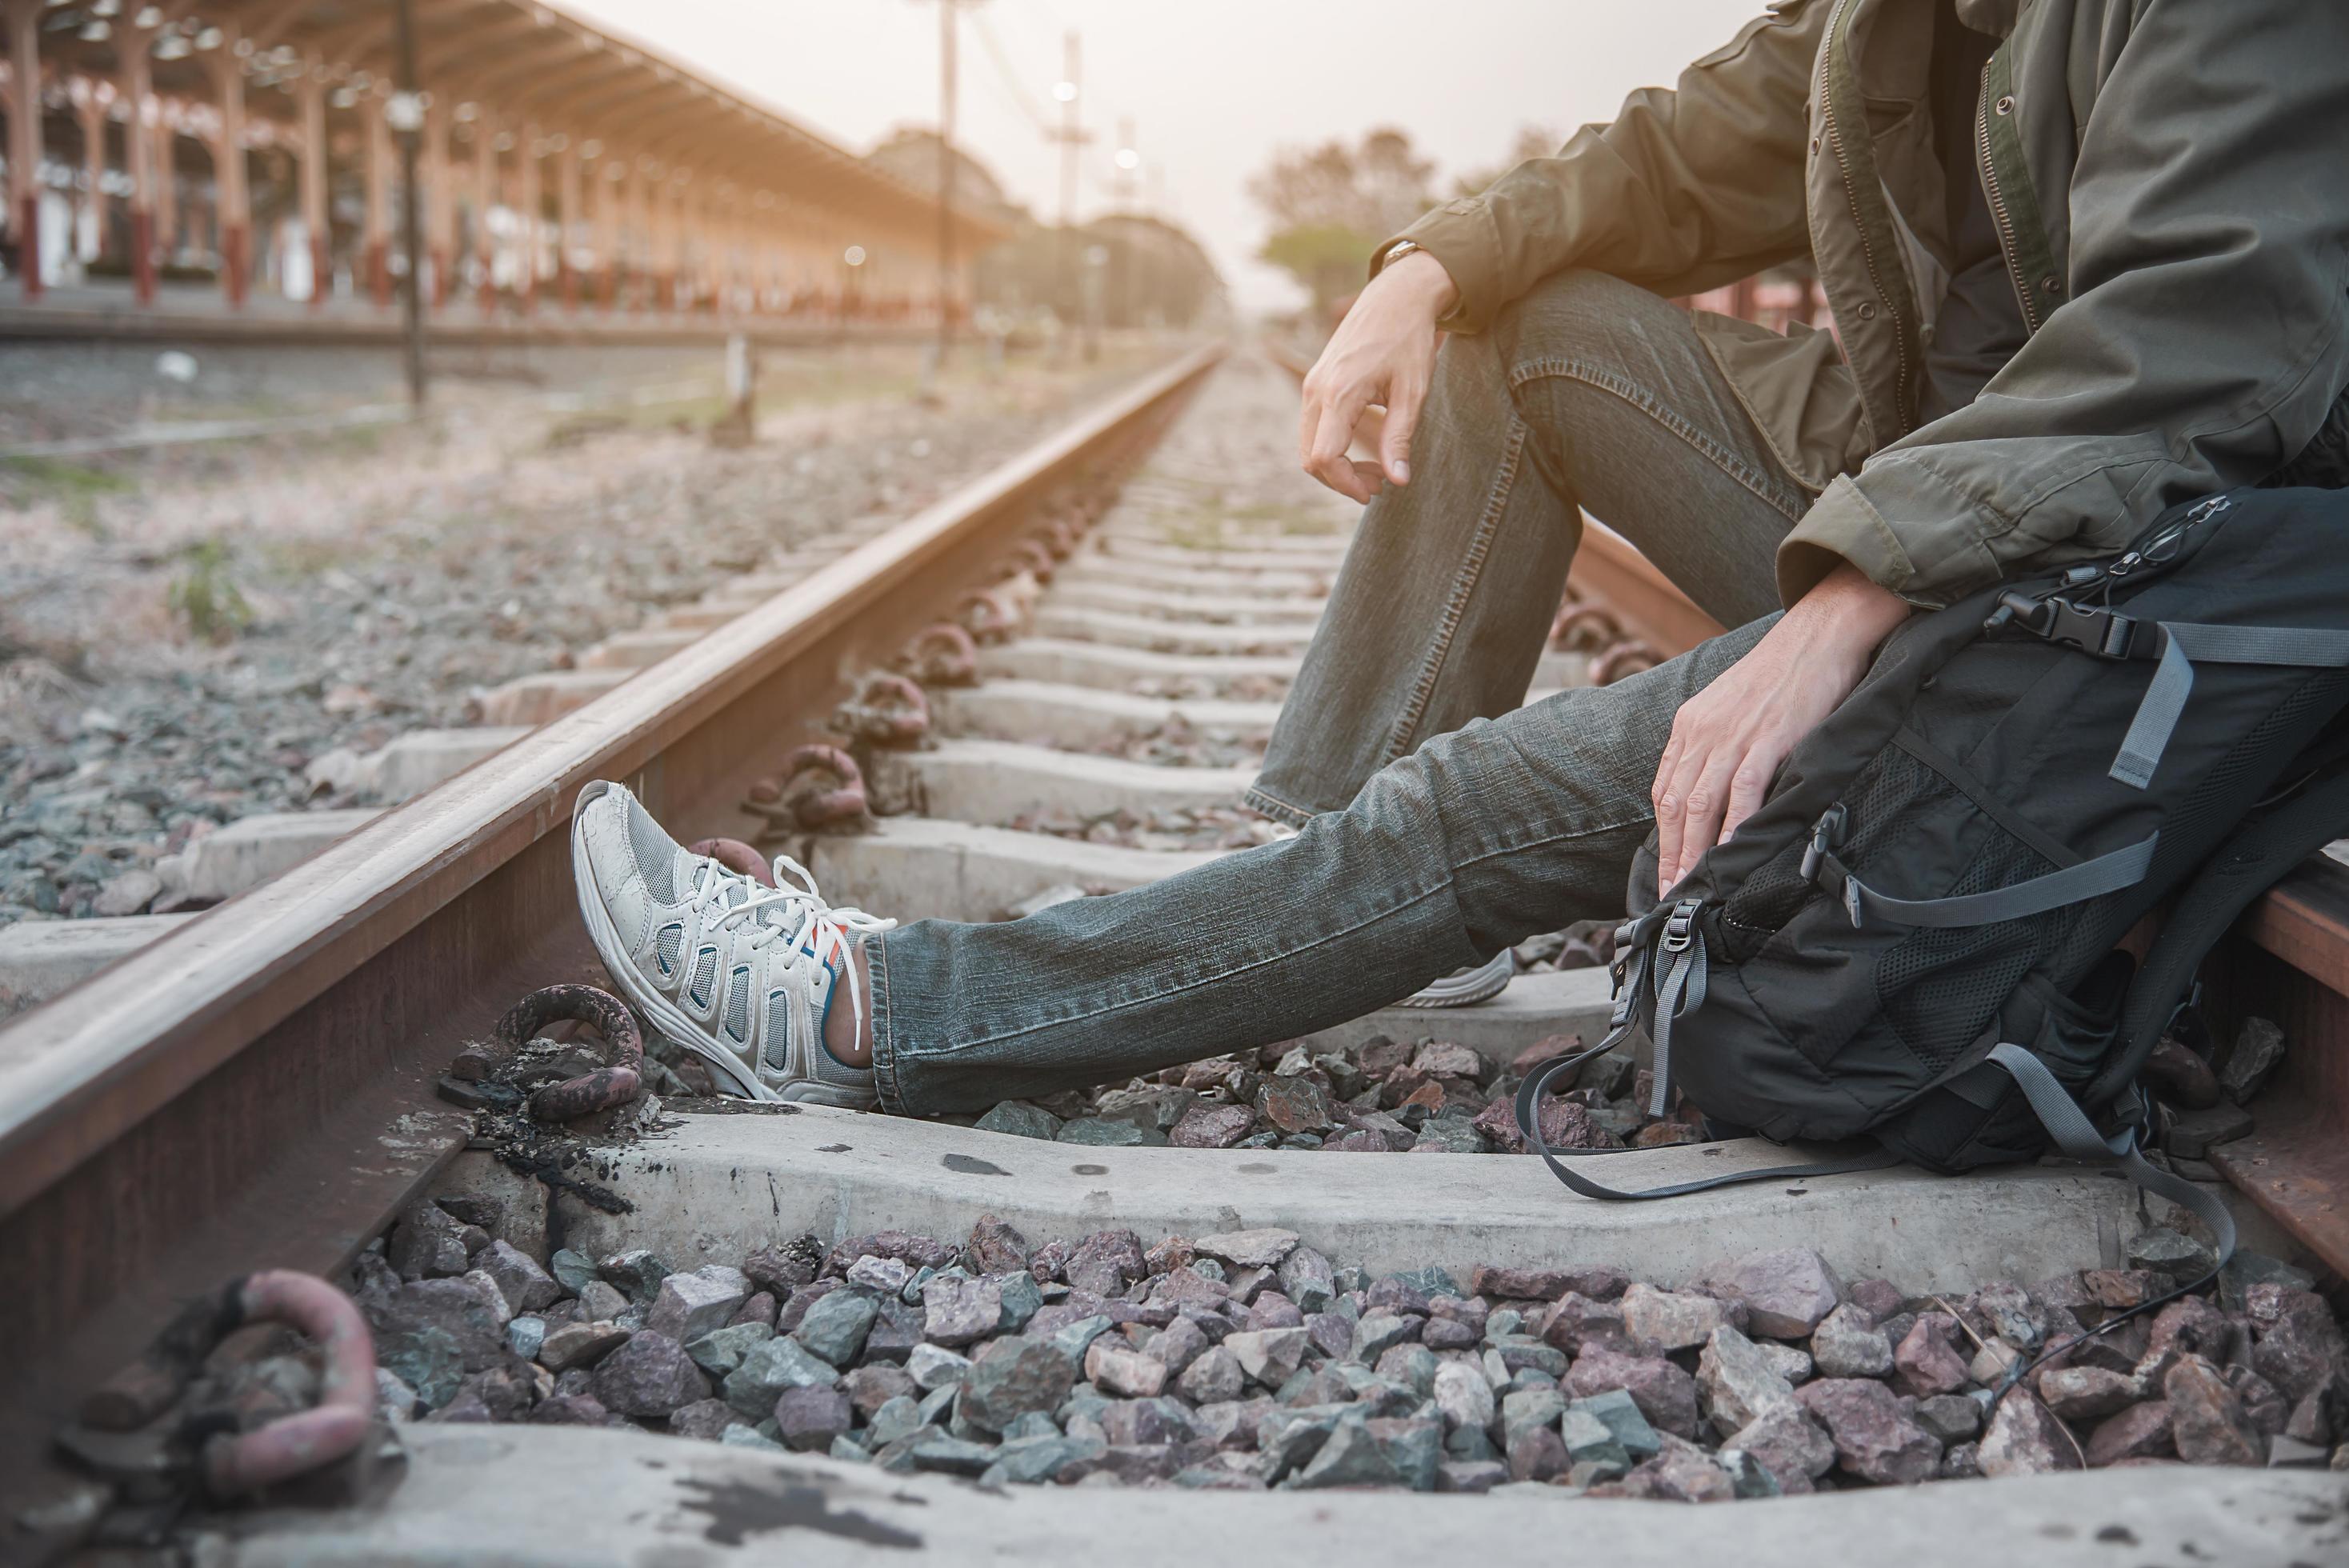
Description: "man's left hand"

(1651, 565), (1912, 890)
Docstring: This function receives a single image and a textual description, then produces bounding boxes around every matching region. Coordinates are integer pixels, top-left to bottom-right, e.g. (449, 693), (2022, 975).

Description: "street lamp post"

(390, 0), (427, 409)
(1049, 34), (1088, 350)
(842, 242), (866, 330)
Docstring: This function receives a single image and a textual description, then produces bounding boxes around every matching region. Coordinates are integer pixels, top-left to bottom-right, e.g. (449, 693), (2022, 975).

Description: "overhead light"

(1052, 80), (1077, 103)
(843, 245), (866, 267)
(1114, 148), (1139, 170)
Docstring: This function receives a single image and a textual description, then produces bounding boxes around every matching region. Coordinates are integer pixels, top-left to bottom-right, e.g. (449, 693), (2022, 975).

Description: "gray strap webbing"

(1647, 942), (1707, 1118)
(2111, 636), (2194, 790)
(2110, 622), (2349, 789)
(1987, 1042), (2131, 1158)
(1987, 1042), (2235, 1269)
(1825, 832), (2158, 928)
(2162, 622), (2349, 667)
(1515, 1046), (1899, 1202)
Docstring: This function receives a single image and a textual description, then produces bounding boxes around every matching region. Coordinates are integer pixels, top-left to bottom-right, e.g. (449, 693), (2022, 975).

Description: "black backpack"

(1517, 486), (2349, 1335)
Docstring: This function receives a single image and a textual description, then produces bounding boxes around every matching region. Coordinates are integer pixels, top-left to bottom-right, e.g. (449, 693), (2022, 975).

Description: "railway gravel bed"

(0, 346), (1156, 933)
(328, 1195), (2345, 1498)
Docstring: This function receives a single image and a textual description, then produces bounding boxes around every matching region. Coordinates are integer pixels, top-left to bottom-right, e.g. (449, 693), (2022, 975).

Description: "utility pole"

(1113, 118), (1138, 331)
(1049, 32), (1089, 339)
(1146, 162), (1166, 330)
(390, 0), (427, 408)
(932, 0), (965, 361)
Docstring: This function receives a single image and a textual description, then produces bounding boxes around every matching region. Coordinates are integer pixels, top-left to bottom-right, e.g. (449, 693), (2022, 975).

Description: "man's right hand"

(1297, 249), (1459, 502)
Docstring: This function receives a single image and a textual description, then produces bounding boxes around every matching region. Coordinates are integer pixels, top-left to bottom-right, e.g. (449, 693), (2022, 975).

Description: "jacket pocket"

(1693, 311), (1867, 495)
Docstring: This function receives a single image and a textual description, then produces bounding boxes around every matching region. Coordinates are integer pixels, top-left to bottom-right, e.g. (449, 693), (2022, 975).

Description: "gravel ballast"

(347, 1198), (2349, 1496)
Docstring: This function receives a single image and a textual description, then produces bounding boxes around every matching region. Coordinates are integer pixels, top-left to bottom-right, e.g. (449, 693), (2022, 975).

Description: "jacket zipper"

(1977, 58), (2045, 335)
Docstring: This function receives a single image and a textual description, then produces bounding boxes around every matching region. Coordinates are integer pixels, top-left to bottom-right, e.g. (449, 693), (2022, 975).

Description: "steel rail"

(0, 342), (1223, 1475)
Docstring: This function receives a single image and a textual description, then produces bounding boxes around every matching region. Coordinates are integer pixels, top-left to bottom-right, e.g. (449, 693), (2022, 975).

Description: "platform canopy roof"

(27, 0), (1007, 244)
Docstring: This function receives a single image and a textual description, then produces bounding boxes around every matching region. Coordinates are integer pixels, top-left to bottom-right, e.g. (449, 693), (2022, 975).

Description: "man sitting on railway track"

(570, 0), (2349, 1114)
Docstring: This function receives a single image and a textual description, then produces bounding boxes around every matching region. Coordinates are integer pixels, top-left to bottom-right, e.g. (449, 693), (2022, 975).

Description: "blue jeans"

(868, 272), (1817, 1116)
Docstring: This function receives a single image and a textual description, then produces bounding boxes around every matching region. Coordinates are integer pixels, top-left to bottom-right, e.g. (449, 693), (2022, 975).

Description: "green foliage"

(166, 538), (254, 643)
(2, 456), (134, 539)
(1258, 223), (1381, 312)
(1248, 128), (1439, 310)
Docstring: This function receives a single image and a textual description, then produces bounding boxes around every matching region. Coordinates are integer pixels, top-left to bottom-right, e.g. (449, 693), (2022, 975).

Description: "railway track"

(2, 344), (2344, 1562)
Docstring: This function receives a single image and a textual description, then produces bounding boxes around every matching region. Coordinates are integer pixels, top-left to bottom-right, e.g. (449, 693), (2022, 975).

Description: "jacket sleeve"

(1778, 0), (2349, 607)
(1378, 1), (1824, 333)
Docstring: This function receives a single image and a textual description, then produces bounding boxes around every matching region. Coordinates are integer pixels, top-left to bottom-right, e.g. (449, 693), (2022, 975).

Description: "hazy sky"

(562, 1), (1765, 313)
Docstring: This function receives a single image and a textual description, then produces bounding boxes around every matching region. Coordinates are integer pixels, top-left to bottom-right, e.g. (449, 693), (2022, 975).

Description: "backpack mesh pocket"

(1876, 829), (2070, 1075)
(1719, 746), (1959, 963)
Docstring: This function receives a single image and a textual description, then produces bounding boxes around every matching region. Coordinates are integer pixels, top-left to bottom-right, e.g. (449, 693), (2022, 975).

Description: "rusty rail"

(0, 342), (1225, 1487)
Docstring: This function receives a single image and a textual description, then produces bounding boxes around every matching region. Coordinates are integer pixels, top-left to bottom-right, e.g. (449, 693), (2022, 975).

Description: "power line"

(972, 10), (1056, 136)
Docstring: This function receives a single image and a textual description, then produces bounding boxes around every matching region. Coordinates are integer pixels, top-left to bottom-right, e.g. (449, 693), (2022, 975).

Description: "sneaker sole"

(1391, 950), (1514, 1009)
(570, 782), (775, 1102)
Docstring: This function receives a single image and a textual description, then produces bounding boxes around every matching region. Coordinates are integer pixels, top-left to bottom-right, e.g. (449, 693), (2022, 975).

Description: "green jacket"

(1384, 0), (2349, 608)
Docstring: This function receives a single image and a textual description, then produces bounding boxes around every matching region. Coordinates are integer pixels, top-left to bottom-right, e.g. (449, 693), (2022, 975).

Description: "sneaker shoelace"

(683, 852), (896, 1063)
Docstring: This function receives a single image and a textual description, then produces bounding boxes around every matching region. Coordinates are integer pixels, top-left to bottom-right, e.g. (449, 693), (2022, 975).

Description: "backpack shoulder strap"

(1984, 1042), (2235, 1394)
(2087, 751), (2349, 1107)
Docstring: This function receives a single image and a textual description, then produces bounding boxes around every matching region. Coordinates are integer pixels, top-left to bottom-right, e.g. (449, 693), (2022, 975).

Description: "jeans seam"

(1242, 781), (1315, 828)
(890, 881), (1455, 1061)
(1508, 357), (1807, 524)
(1451, 810), (1654, 872)
(1378, 415), (1529, 770)
(867, 933), (904, 1113)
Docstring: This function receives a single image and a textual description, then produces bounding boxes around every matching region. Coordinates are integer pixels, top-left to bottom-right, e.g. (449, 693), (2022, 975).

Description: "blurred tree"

(1248, 128), (1435, 310)
(1451, 126), (1560, 201)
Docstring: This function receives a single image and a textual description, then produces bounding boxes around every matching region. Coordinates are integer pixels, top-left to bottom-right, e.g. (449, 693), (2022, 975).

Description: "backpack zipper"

(1983, 494), (2235, 649)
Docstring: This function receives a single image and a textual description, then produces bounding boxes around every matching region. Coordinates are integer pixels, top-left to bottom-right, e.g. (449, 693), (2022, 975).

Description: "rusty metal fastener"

(1011, 538), (1058, 582)
(902, 621), (978, 686)
(199, 1272), (381, 1498)
(1039, 517), (1083, 559)
(775, 741), (869, 827)
(958, 585), (1023, 644)
(1551, 602), (1623, 651)
(687, 837), (776, 887)
(835, 672), (930, 746)
(498, 984), (644, 1121)
(1591, 640), (1663, 686)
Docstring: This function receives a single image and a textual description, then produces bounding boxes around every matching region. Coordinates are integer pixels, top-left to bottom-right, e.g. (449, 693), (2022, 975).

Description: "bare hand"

(1652, 566), (1912, 889)
(1297, 250), (1458, 502)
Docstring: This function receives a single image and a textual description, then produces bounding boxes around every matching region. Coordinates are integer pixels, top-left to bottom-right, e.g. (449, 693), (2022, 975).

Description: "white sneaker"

(570, 780), (894, 1106)
(1394, 948), (1515, 1008)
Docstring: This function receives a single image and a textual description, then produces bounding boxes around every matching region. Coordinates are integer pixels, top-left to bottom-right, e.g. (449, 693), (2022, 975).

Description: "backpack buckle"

(1798, 803), (1849, 882)
(1991, 591), (2144, 659)
(1660, 898), (1701, 953)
